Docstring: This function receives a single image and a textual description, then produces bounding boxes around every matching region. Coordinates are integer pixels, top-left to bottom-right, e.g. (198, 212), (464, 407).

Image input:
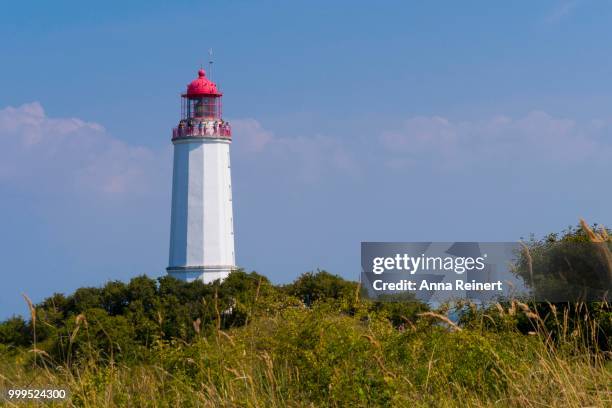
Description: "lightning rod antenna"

(208, 48), (214, 80)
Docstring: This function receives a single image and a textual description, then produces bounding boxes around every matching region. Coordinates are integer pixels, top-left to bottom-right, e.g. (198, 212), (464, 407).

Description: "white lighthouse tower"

(167, 68), (235, 283)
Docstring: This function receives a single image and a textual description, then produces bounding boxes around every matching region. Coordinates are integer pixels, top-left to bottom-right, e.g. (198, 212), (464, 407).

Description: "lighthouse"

(167, 68), (235, 283)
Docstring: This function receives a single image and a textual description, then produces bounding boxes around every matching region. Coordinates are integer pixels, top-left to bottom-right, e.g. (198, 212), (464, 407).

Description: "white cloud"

(0, 102), (167, 196)
(544, 0), (581, 24)
(2, 103), (608, 196)
(378, 111), (610, 170)
(232, 118), (358, 182)
(226, 111), (611, 178)
(231, 118), (273, 153)
(0, 103), (358, 202)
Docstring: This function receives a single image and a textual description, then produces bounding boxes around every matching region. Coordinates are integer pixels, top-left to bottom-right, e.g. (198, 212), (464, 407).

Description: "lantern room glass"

(182, 96), (222, 120)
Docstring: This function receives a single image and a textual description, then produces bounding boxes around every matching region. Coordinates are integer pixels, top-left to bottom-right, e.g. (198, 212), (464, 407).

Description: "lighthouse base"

(166, 265), (235, 283)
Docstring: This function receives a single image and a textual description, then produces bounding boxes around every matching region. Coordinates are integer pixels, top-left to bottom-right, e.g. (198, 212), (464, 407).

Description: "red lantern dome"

(172, 68), (231, 140)
(183, 69), (222, 97)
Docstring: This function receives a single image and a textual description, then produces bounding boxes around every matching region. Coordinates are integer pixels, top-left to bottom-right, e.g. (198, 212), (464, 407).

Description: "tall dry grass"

(1, 220), (610, 407)
(1, 296), (610, 408)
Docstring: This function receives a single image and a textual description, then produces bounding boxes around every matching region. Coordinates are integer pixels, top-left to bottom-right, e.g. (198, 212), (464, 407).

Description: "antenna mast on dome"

(208, 48), (214, 80)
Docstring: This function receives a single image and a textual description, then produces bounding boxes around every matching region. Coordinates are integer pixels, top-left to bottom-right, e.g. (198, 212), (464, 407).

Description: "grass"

(0, 295), (610, 407)
(1, 220), (611, 406)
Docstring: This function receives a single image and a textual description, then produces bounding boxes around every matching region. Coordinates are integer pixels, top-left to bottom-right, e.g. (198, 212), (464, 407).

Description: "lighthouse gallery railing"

(172, 124), (232, 140)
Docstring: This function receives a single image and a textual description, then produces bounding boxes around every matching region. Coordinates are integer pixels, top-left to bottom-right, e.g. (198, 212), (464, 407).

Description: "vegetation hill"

(0, 223), (610, 407)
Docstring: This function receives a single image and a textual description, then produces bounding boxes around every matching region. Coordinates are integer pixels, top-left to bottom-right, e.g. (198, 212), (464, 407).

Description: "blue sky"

(1, 0), (612, 318)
